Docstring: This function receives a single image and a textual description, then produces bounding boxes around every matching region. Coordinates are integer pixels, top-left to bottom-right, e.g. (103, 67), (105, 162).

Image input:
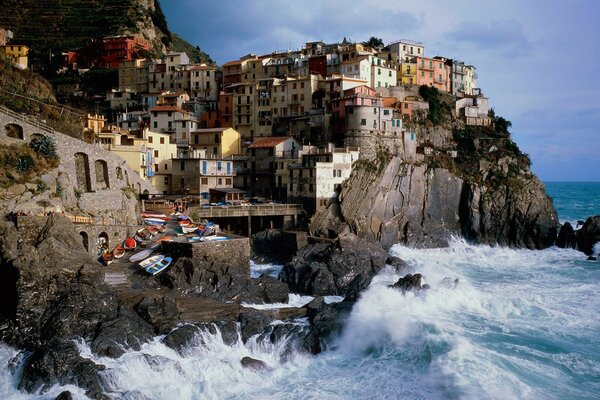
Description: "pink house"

(416, 56), (435, 87)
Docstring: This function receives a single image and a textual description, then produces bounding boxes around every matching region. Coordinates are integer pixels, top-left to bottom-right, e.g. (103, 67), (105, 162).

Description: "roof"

(159, 93), (183, 98)
(222, 60), (242, 67)
(192, 128), (229, 134)
(248, 136), (292, 149)
(209, 188), (246, 193)
(150, 106), (187, 113)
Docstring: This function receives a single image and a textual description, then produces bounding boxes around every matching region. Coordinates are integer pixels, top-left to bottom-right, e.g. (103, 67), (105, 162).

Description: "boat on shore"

(113, 245), (125, 259)
(130, 248), (153, 262)
(141, 212), (168, 219)
(124, 237), (137, 250)
(139, 254), (165, 268)
(101, 252), (114, 266)
(180, 224), (198, 234)
(149, 236), (172, 250)
(145, 257), (173, 276)
(144, 218), (167, 225)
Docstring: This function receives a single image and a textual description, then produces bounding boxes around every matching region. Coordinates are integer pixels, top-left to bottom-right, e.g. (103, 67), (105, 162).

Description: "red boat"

(113, 245), (126, 259)
(124, 237), (137, 250)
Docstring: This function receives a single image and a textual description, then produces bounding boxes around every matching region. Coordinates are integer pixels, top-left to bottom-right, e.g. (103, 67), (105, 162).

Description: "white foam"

(242, 293), (314, 309)
(250, 261), (283, 278)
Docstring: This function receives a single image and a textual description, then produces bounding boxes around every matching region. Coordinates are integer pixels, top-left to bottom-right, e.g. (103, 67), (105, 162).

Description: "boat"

(146, 226), (159, 234)
(134, 234), (144, 244)
(145, 257), (173, 276)
(187, 236), (202, 243)
(155, 224), (166, 233)
(201, 236), (229, 242)
(141, 212), (168, 219)
(101, 252), (114, 266)
(113, 245), (125, 259)
(139, 254), (165, 268)
(149, 236), (173, 250)
(130, 248), (153, 262)
(124, 237), (137, 250)
(181, 224), (198, 234)
(144, 218), (167, 225)
(137, 228), (154, 240)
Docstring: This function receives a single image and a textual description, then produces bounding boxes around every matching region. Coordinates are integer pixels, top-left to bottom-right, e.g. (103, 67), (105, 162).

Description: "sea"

(1, 182), (600, 399)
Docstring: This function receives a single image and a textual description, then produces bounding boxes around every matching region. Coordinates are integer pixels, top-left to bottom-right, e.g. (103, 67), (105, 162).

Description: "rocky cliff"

(311, 122), (558, 250)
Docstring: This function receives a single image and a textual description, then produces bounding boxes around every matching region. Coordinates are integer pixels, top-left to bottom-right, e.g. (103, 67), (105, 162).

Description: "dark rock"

(55, 391), (74, 400)
(162, 321), (239, 355)
(587, 256), (597, 261)
(389, 273), (424, 292)
(386, 256), (408, 270)
(135, 296), (179, 334)
(91, 308), (155, 358)
(556, 222), (577, 249)
(239, 310), (273, 343)
(240, 356), (272, 372)
(252, 229), (300, 264)
(162, 324), (202, 354)
(576, 216), (600, 255)
(279, 230), (388, 297)
(302, 298), (354, 354)
(19, 339), (106, 399)
(242, 275), (289, 304)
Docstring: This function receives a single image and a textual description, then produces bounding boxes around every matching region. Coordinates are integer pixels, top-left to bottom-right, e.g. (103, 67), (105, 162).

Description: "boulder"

(135, 296), (179, 334)
(279, 230), (388, 297)
(55, 391), (74, 400)
(576, 216), (600, 255)
(556, 222), (577, 249)
(389, 273), (424, 292)
(239, 310), (273, 343)
(161, 322), (240, 355)
(240, 356), (272, 372)
(386, 256), (408, 270)
(242, 275), (289, 304)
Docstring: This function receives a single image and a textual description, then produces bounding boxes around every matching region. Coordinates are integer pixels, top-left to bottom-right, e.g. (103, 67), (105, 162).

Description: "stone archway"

(94, 159), (110, 189)
(5, 124), (24, 140)
(74, 152), (92, 192)
(79, 231), (89, 251)
(97, 232), (109, 255)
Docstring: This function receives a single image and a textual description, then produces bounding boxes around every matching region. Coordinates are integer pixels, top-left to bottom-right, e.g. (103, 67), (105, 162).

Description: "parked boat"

(134, 234), (144, 244)
(149, 236), (173, 250)
(145, 257), (173, 276)
(187, 236), (202, 243)
(141, 212), (168, 219)
(181, 224), (198, 234)
(144, 218), (167, 225)
(137, 228), (154, 240)
(113, 245), (125, 259)
(201, 236), (229, 242)
(155, 225), (166, 233)
(130, 248), (153, 262)
(124, 237), (137, 250)
(101, 252), (115, 266)
(139, 254), (165, 268)
(146, 226), (159, 234)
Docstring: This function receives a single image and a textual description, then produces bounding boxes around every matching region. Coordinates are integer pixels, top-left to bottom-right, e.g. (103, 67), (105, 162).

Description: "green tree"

(363, 37), (385, 49)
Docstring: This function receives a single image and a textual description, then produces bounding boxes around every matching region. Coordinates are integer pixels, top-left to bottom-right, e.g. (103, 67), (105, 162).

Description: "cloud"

(445, 19), (533, 57)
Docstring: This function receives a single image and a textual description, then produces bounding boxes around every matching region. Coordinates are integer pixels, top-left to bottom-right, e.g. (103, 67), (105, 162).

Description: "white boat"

(129, 248), (153, 262)
(139, 254), (165, 268)
(201, 236), (229, 241)
(144, 218), (167, 225)
(181, 224), (198, 234)
(146, 257), (173, 276)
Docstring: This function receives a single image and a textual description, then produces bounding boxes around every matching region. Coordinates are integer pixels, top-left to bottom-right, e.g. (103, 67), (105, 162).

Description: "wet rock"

(301, 297), (354, 354)
(55, 391), (74, 400)
(240, 356), (272, 372)
(389, 273), (424, 292)
(576, 216), (600, 255)
(161, 321), (239, 355)
(135, 296), (179, 334)
(242, 275), (289, 304)
(239, 311), (273, 343)
(587, 256), (597, 261)
(91, 308), (155, 358)
(279, 230), (388, 297)
(386, 256), (408, 270)
(556, 222), (577, 249)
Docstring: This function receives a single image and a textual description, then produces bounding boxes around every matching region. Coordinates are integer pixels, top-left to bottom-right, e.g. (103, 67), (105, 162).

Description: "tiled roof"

(248, 136), (291, 149)
(192, 128), (229, 134)
(222, 60), (242, 67)
(150, 106), (187, 113)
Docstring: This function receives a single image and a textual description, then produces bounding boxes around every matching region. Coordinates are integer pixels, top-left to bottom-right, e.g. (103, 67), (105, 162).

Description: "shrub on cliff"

(30, 135), (59, 161)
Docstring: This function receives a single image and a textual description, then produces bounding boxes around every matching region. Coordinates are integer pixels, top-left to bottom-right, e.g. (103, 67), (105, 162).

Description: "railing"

(0, 104), (54, 134)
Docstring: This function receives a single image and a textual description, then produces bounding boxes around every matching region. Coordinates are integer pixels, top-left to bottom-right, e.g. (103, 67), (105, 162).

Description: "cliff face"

(312, 124), (558, 250)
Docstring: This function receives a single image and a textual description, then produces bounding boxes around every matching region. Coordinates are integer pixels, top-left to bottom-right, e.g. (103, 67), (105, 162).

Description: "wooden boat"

(149, 236), (173, 250)
(130, 248), (153, 263)
(134, 234), (144, 244)
(201, 236), (229, 242)
(139, 254), (165, 268)
(155, 224), (166, 233)
(137, 228), (153, 240)
(124, 237), (137, 250)
(113, 245), (125, 259)
(146, 257), (173, 276)
(101, 252), (114, 266)
(141, 212), (168, 219)
(179, 220), (191, 226)
(187, 236), (202, 243)
(144, 218), (167, 225)
(146, 226), (159, 234)
(181, 224), (198, 234)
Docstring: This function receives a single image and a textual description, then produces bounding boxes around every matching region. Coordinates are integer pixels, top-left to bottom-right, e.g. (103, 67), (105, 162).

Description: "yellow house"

(84, 114), (106, 135)
(189, 127), (241, 158)
(1, 44), (29, 69)
(399, 59), (417, 85)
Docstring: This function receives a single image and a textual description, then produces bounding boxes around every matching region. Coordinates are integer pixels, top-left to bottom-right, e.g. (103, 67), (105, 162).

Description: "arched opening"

(116, 166), (123, 180)
(79, 231), (89, 251)
(74, 152), (92, 192)
(94, 159), (110, 189)
(143, 189), (149, 195)
(97, 232), (109, 255)
(5, 124), (24, 140)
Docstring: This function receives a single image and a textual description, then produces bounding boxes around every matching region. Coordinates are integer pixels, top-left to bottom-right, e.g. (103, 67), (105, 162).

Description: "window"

(164, 163), (168, 170)
(164, 177), (169, 184)
(374, 108), (377, 114)
(309, 184), (313, 192)
(217, 161), (222, 171)
(421, 71), (425, 77)
(347, 107), (354, 114)
(384, 109), (390, 116)
(154, 150), (159, 157)
(148, 136), (153, 143)
(201, 177), (208, 184)
(153, 121), (157, 129)
(213, 147), (217, 155)
(360, 119), (366, 126)
(300, 82), (304, 88)
(180, 161), (185, 171)
(218, 178), (222, 185)
(154, 164), (158, 172)
(378, 68), (381, 75)
(226, 178), (232, 185)
(389, 71), (392, 77)
(160, 137), (165, 144)
(182, 121), (186, 128)
(168, 112), (172, 117)
(214, 134), (220, 144)
(404, 103), (409, 109)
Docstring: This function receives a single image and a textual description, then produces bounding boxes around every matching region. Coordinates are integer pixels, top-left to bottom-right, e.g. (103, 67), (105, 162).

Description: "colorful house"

(1, 44), (29, 69)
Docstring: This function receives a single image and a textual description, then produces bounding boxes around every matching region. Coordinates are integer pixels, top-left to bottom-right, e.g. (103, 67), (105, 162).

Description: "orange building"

(77, 35), (152, 69)
(432, 57), (452, 93)
(416, 56), (435, 87)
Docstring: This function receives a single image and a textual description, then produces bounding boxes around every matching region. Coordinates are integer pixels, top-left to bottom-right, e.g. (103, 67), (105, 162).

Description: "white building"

(386, 39), (425, 63)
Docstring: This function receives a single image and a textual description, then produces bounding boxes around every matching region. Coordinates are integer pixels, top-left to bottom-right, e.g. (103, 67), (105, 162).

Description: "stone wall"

(0, 107), (156, 220)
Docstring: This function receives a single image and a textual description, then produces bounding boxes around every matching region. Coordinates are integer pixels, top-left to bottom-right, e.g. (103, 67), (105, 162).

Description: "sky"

(162, 0), (600, 181)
